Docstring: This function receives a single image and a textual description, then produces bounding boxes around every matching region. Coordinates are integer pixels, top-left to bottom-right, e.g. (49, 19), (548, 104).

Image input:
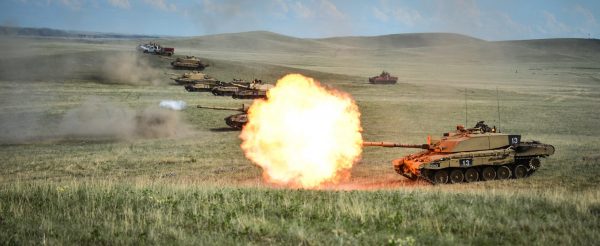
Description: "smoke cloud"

(57, 98), (192, 140)
(0, 42), (165, 85)
(95, 53), (163, 85)
(0, 98), (193, 144)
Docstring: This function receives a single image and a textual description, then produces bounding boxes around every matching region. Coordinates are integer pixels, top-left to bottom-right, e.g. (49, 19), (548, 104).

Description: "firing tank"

(169, 71), (217, 86)
(368, 71), (398, 84)
(363, 121), (555, 184)
(170, 56), (209, 70)
(196, 104), (249, 129)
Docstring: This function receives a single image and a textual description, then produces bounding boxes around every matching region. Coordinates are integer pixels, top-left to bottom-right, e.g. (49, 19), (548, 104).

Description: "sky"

(1, 0), (599, 40)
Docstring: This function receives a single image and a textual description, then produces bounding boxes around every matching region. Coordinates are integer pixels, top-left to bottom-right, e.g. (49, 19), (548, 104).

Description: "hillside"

(317, 32), (484, 49)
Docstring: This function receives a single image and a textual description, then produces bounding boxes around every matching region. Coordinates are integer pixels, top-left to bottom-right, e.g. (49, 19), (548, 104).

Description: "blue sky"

(1, 0), (598, 40)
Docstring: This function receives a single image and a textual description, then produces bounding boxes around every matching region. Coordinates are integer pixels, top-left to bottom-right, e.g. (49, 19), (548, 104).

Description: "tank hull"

(368, 78), (398, 84)
(393, 142), (555, 184)
(232, 90), (268, 99)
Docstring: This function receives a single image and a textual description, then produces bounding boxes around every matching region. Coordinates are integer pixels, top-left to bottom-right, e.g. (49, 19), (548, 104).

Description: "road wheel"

(529, 158), (541, 170)
(514, 165), (527, 179)
(481, 167), (496, 181)
(464, 168), (479, 182)
(433, 170), (449, 184)
(449, 169), (464, 184)
(496, 166), (511, 180)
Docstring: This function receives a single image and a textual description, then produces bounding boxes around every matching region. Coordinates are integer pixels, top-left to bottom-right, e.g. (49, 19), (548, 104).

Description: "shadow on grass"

(209, 127), (239, 132)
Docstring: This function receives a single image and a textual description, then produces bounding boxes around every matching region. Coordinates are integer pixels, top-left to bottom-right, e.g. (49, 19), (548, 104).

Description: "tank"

(196, 104), (249, 129)
(184, 81), (229, 92)
(170, 71), (217, 85)
(209, 79), (248, 96)
(170, 56), (209, 70)
(368, 71), (398, 84)
(210, 79), (273, 99)
(363, 121), (555, 184)
(230, 79), (274, 99)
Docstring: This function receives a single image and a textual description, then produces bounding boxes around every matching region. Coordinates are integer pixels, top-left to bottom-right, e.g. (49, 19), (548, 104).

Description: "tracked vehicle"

(184, 81), (229, 92)
(211, 79), (273, 99)
(364, 121), (555, 184)
(196, 104), (249, 129)
(368, 71), (398, 84)
(231, 79), (273, 99)
(170, 56), (208, 70)
(169, 71), (217, 86)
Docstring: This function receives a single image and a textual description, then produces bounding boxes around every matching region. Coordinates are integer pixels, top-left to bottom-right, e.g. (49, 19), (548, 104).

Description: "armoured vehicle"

(171, 56), (209, 70)
(184, 81), (229, 92)
(196, 104), (249, 129)
(369, 71), (398, 84)
(169, 71), (217, 85)
(210, 79), (250, 96)
(211, 79), (273, 99)
(363, 121), (555, 184)
(231, 79), (274, 99)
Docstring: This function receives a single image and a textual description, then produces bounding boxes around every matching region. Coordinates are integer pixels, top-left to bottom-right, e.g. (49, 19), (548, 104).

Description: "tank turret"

(171, 71), (218, 86)
(171, 56), (209, 70)
(364, 121), (555, 184)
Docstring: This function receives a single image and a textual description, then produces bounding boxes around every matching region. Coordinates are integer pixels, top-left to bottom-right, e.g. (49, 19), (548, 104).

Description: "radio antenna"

(464, 88), (468, 127)
(496, 87), (501, 132)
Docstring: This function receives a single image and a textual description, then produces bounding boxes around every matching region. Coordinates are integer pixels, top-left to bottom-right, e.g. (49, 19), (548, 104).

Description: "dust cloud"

(0, 98), (193, 144)
(57, 98), (192, 140)
(95, 53), (163, 85)
(0, 38), (165, 85)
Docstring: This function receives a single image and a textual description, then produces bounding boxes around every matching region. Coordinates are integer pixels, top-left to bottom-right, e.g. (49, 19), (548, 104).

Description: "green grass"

(1, 36), (599, 244)
(1, 182), (598, 245)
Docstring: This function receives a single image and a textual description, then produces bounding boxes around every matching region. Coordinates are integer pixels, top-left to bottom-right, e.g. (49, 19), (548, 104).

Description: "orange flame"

(240, 74), (363, 189)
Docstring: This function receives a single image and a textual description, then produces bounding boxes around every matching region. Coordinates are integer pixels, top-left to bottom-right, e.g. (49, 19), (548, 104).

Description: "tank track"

(396, 159), (542, 185)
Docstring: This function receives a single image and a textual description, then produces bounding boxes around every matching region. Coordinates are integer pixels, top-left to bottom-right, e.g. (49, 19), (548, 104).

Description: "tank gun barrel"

(230, 82), (250, 88)
(197, 105), (247, 112)
(362, 141), (429, 149)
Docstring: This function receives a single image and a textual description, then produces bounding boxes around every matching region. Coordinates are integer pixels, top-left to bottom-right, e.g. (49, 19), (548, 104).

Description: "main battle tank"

(170, 71), (217, 85)
(211, 79), (273, 99)
(184, 80), (229, 92)
(363, 121), (555, 184)
(210, 79), (250, 96)
(171, 56), (209, 70)
(368, 71), (398, 84)
(231, 79), (274, 99)
(196, 104), (249, 129)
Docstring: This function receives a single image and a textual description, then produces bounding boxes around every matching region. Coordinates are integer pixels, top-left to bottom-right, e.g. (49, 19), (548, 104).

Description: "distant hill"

(0, 26), (159, 39)
(317, 33), (484, 49)
(2, 26), (599, 63)
(169, 31), (336, 53)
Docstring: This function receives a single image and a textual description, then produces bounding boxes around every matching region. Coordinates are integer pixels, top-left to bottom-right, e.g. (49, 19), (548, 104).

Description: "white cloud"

(542, 10), (570, 33)
(273, 0), (288, 14)
(143, 0), (176, 12)
(372, 6), (388, 22)
(372, 1), (421, 27)
(319, 0), (344, 20)
(391, 7), (421, 27)
(574, 4), (597, 26)
(291, 1), (315, 19)
(108, 0), (130, 9)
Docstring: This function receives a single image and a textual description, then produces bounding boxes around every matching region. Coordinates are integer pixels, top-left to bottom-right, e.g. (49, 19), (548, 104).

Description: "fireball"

(240, 74), (363, 188)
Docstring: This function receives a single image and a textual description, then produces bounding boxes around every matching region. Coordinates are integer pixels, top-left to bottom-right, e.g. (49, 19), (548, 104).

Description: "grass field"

(1, 33), (599, 244)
